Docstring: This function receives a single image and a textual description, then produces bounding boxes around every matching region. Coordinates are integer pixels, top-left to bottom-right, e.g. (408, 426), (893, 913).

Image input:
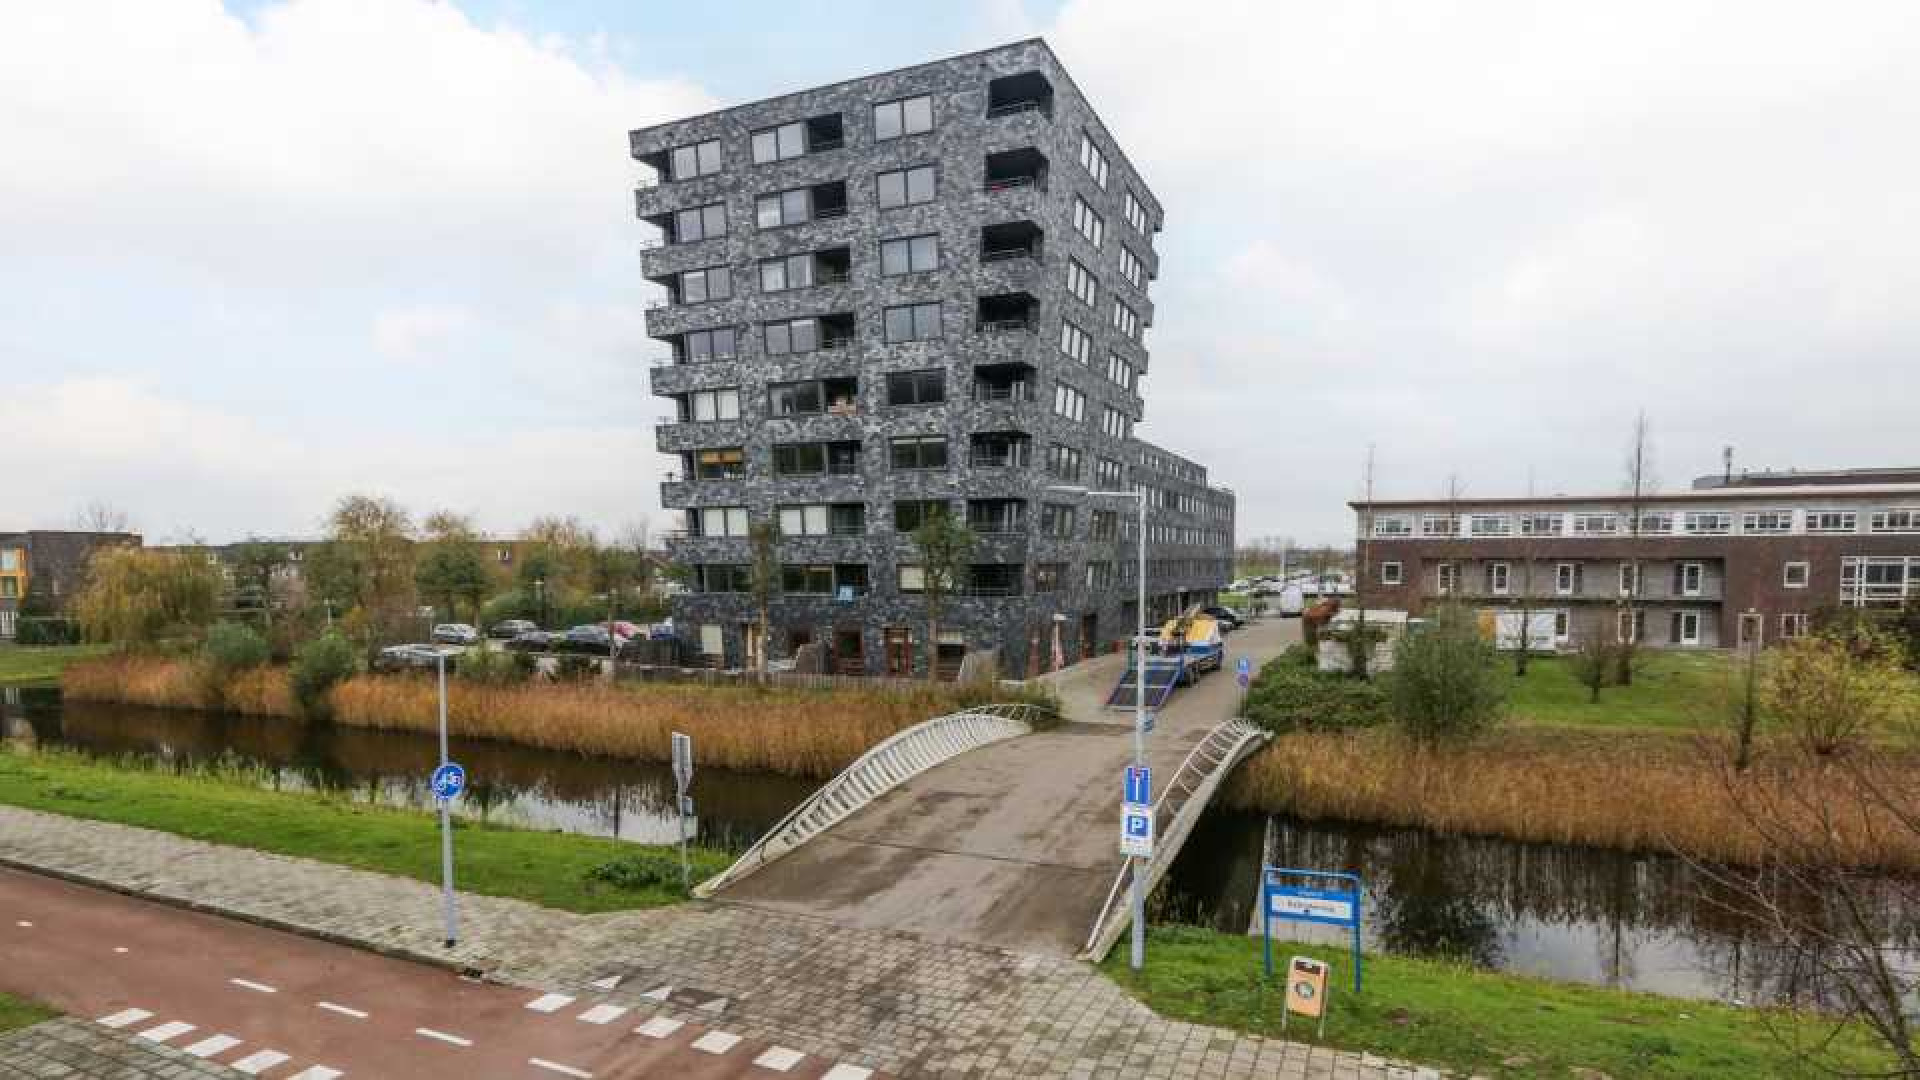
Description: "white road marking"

(587, 975), (621, 991)
(691, 1031), (742, 1055)
(638, 985), (671, 1002)
(229, 978), (278, 994)
(113, 947), (130, 954)
(754, 1046), (806, 1071)
(316, 1001), (368, 1020)
(230, 1049), (291, 1074)
(415, 1027), (472, 1048)
(287, 1068), (344, 1080)
(529, 1058), (593, 1078)
(577, 1004), (627, 1025)
(97, 1008), (153, 1029)
(135, 1021), (195, 1043)
(14, 921), (30, 928)
(634, 1016), (684, 1039)
(821, 1067), (875, 1080)
(697, 997), (729, 1013)
(524, 993), (574, 1013)
(183, 1034), (242, 1059)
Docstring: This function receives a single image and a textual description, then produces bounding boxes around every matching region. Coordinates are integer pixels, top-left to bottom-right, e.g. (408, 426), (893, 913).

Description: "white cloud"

(372, 303), (474, 363)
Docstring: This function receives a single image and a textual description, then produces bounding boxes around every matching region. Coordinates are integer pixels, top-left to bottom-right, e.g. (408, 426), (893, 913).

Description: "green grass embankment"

(0, 645), (112, 687)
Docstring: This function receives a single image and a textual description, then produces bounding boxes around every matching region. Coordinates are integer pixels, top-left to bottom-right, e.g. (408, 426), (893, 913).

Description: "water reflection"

(4, 688), (813, 854)
(1160, 807), (1919, 1004)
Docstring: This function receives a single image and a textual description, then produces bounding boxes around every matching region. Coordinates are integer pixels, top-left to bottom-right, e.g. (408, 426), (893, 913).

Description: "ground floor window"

(1671, 610), (1702, 646)
(697, 624), (724, 657)
(1380, 561), (1403, 586)
(1780, 612), (1810, 640)
(1737, 611), (1764, 649)
(1783, 561), (1810, 589)
(1840, 555), (1920, 608)
(1553, 610), (1570, 642)
(1616, 608), (1645, 644)
(1436, 563), (1459, 595)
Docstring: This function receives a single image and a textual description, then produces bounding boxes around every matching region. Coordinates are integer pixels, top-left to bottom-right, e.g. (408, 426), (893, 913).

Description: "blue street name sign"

(1236, 656), (1252, 687)
(1124, 765), (1152, 806)
(430, 762), (467, 802)
(1261, 867), (1363, 992)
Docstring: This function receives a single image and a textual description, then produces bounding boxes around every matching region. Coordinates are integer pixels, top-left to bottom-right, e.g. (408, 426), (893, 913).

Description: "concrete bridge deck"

(714, 617), (1297, 956)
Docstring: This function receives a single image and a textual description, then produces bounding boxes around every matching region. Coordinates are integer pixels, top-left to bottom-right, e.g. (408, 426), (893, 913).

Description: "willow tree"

(73, 547), (222, 645)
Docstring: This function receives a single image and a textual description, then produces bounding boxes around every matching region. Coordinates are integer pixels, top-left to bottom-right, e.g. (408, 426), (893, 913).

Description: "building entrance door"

(883, 627), (912, 676)
(833, 628), (864, 675)
(1080, 613), (1098, 660)
(1737, 612), (1764, 649)
(743, 622), (764, 671)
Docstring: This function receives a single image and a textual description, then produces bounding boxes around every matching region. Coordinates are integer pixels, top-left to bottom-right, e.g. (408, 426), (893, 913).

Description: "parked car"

(1200, 605), (1246, 630)
(505, 630), (559, 652)
(375, 643), (458, 672)
(561, 624), (622, 654)
(431, 623), (480, 645)
(489, 619), (538, 640)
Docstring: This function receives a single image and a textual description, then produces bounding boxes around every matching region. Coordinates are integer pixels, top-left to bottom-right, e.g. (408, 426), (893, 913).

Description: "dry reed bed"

(1227, 731), (1920, 873)
(64, 654), (295, 719)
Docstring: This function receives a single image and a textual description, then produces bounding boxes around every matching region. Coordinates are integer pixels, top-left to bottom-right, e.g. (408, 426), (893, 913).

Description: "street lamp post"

(1049, 484), (1149, 971)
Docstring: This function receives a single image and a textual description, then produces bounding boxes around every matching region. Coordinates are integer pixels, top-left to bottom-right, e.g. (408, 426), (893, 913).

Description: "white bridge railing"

(693, 702), (1049, 897)
(1080, 718), (1270, 959)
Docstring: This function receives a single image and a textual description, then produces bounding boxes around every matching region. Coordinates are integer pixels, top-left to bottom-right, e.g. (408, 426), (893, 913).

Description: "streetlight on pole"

(1048, 483), (1150, 971)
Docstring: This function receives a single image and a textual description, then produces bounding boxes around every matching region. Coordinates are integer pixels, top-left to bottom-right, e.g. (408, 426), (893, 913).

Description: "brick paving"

(0, 1018), (237, 1078)
(0, 805), (1451, 1079)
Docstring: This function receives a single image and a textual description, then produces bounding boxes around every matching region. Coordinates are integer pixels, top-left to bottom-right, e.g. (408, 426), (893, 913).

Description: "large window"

(1870, 509), (1920, 533)
(1742, 510), (1793, 534)
(1437, 563), (1460, 595)
(1807, 510), (1858, 534)
(670, 139), (722, 180)
(685, 388), (739, 422)
(769, 379), (853, 417)
(893, 500), (948, 531)
(1841, 556), (1920, 607)
(1094, 457), (1125, 489)
(1469, 514), (1512, 537)
(1040, 503), (1075, 538)
(763, 318), (821, 355)
(1683, 511), (1732, 535)
(1519, 513), (1561, 537)
(1372, 515), (1411, 537)
(1123, 190), (1149, 233)
(1101, 406), (1130, 439)
(889, 435), (948, 470)
(877, 165), (935, 208)
(674, 203), (727, 244)
(759, 253), (815, 292)
(1059, 321), (1091, 364)
(1572, 513), (1618, 536)
(1046, 442), (1083, 481)
(1110, 299), (1140, 340)
(1072, 196), (1104, 247)
(1672, 611), (1702, 646)
(1485, 562), (1510, 595)
(779, 504), (865, 537)
(678, 266), (730, 304)
(1078, 132), (1110, 188)
(873, 94), (933, 140)
(1118, 247), (1145, 289)
(1556, 562), (1583, 595)
(1674, 562), (1704, 597)
(885, 369), (945, 406)
(750, 122), (807, 164)
(1105, 352), (1133, 390)
(1053, 383), (1086, 422)
(884, 302), (942, 344)
(773, 442), (826, 476)
(1090, 509), (1118, 540)
(756, 187), (817, 228)
(682, 326), (736, 363)
(1420, 514), (1456, 537)
(880, 234), (939, 276)
(694, 507), (749, 538)
(1066, 258), (1098, 307)
(695, 565), (750, 593)
(693, 447), (744, 480)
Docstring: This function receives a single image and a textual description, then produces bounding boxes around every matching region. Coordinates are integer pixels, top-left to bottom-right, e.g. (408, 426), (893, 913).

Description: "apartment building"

(0, 530), (141, 639)
(630, 39), (1233, 675)
(1353, 467), (1920, 650)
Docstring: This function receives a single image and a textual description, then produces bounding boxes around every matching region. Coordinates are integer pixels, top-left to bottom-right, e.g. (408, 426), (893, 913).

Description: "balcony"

(976, 291), (1039, 336)
(962, 564), (1026, 597)
(980, 221), (1044, 266)
(969, 431), (1033, 469)
(983, 147), (1048, 193)
(967, 499), (1028, 536)
(973, 360), (1037, 404)
(987, 72), (1054, 119)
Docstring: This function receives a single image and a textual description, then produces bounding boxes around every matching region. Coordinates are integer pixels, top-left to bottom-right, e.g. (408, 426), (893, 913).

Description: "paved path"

(718, 619), (1300, 956)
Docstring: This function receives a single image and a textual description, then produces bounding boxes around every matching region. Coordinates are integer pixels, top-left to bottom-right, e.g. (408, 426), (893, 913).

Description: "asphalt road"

(0, 867), (882, 1079)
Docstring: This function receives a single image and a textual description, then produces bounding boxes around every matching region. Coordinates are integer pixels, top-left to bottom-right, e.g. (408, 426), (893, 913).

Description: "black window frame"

(880, 233), (940, 277)
(883, 302), (942, 344)
(876, 165), (936, 209)
(889, 435), (949, 471)
(873, 94), (933, 141)
(885, 369), (946, 407)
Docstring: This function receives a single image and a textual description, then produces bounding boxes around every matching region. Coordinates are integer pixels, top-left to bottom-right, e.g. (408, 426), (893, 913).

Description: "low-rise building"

(0, 530), (142, 639)
(1353, 466), (1920, 650)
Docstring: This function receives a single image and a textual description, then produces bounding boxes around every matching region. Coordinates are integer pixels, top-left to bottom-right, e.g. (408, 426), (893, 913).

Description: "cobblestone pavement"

(0, 807), (1450, 1080)
(0, 1018), (237, 1079)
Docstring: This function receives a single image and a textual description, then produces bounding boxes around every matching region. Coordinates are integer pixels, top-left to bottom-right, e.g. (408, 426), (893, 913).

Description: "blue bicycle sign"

(430, 762), (467, 801)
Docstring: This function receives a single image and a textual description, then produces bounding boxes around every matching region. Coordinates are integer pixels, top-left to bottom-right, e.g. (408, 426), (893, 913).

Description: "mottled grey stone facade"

(630, 39), (1233, 674)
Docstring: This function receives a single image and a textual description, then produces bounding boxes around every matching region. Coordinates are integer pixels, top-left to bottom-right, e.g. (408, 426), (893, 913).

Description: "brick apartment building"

(0, 530), (142, 639)
(1353, 466), (1920, 650)
(629, 40), (1233, 675)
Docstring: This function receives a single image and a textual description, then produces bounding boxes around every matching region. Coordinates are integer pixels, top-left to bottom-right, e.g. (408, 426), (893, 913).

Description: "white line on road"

(577, 1004), (628, 1025)
(13, 921), (30, 928)
(691, 1031), (742, 1055)
(821, 1067), (875, 1080)
(96, 1009), (152, 1029)
(634, 1016), (684, 1039)
(229, 978), (278, 994)
(530, 1058), (593, 1078)
(135, 1021), (195, 1043)
(287, 1067), (344, 1080)
(414, 1027), (472, 1048)
(754, 1046), (806, 1071)
(113, 947), (129, 954)
(230, 1050), (291, 1075)
(183, 1034), (242, 1059)
(316, 1001), (368, 1019)
(524, 993), (574, 1013)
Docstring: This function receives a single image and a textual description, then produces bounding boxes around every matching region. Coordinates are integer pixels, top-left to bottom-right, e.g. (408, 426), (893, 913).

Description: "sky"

(5, 1), (1919, 547)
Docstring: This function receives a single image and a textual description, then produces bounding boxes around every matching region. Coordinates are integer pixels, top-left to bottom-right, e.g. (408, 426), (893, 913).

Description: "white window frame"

(1683, 511), (1733, 535)
(1617, 609), (1643, 645)
(1372, 515), (1412, 538)
(1677, 562), (1704, 597)
(1555, 562), (1580, 596)
(1420, 514), (1457, 538)
(778, 505), (831, 537)
(1806, 510), (1858, 534)
(1618, 562), (1641, 597)
(1674, 610), (1702, 646)
(1468, 514), (1513, 538)
(1779, 612), (1809, 639)
(1741, 510), (1794, 535)
(1870, 508), (1920, 533)
(1436, 563), (1460, 595)
(1380, 561), (1404, 586)
(873, 94), (933, 141)
(1572, 513), (1618, 536)
(1072, 196), (1105, 248)
(1486, 561), (1511, 596)
(1520, 513), (1562, 537)
(1078, 132), (1110, 188)
(1783, 561), (1810, 589)
(698, 507), (750, 538)
(688, 388), (740, 423)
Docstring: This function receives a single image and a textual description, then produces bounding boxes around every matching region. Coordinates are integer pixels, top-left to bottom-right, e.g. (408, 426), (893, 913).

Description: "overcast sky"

(5, 1), (1918, 546)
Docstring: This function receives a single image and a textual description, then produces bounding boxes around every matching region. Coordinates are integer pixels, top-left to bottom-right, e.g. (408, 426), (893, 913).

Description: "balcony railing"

(812, 205), (850, 221)
(986, 100), (1049, 118)
(963, 581), (1023, 597)
(815, 268), (852, 286)
(809, 136), (846, 153)
(983, 175), (1043, 193)
(819, 335), (857, 351)
(975, 318), (1036, 334)
(829, 522), (866, 537)
(969, 452), (1030, 469)
(973, 383), (1034, 402)
(981, 246), (1041, 263)
(968, 520), (1026, 535)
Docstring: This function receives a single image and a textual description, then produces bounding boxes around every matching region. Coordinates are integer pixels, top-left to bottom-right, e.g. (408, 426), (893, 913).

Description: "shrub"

(290, 633), (357, 719)
(1765, 627), (1915, 757)
(1384, 604), (1506, 742)
(1244, 659), (1389, 734)
(196, 622), (271, 708)
(1568, 637), (1620, 704)
(14, 617), (79, 645)
(585, 849), (729, 895)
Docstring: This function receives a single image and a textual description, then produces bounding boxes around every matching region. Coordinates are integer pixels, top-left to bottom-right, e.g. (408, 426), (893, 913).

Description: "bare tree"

(747, 520), (780, 678)
(1617, 411), (1657, 685)
(1513, 470), (1543, 676)
(74, 500), (133, 535)
(1354, 445), (1377, 678)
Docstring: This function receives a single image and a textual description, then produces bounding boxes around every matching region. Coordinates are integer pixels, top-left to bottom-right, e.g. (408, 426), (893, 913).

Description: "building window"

(1870, 508), (1920, 533)
(893, 500), (948, 532)
(773, 443), (824, 476)
(674, 203), (726, 244)
(1617, 608), (1646, 644)
(1519, 513), (1562, 537)
(778, 504), (834, 537)
(1780, 612), (1809, 639)
(759, 253), (816, 292)
(889, 435), (949, 471)
(694, 507), (750, 538)
(1486, 562), (1510, 595)
(695, 566), (750, 594)
(763, 318), (822, 355)
(873, 94), (933, 140)
(1635, 512), (1674, 535)
(1469, 514), (1512, 537)
(1683, 511), (1732, 535)
(1072, 196), (1104, 248)
(1059, 321), (1091, 364)
(1420, 514), (1457, 538)
(1066, 258), (1098, 307)
(885, 369), (945, 406)
(682, 326), (737, 363)
(876, 165), (936, 208)
(1090, 509), (1118, 541)
(1086, 562), (1113, 589)
(1572, 513), (1618, 536)
(1372, 516), (1412, 538)
(1675, 562), (1704, 597)
(896, 564), (926, 592)
(756, 187), (817, 228)
(1046, 443), (1083, 482)
(694, 447), (744, 480)
(1123, 190), (1149, 233)
(781, 565), (834, 595)
(880, 234), (939, 276)
(1105, 352), (1133, 390)
(1783, 561), (1810, 589)
(1618, 562), (1642, 596)
(1094, 457), (1125, 489)
(1100, 406), (1130, 440)
(1078, 132), (1110, 188)
(1040, 503), (1076, 538)
(769, 379), (852, 417)
(1553, 611), (1571, 642)
(1110, 299), (1140, 340)
(1807, 510), (1858, 534)
(1053, 383), (1086, 422)
(1118, 247), (1145, 289)
(883, 302), (942, 343)
(1556, 562), (1583, 595)
(686, 388), (740, 422)
(1672, 611), (1702, 646)
(1742, 510), (1794, 535)
(1033, 563), (1066, 593)
(679, 266), (731, 304)
(1380, 561), (1403, 586)
(670, 139), (722, 180)
(1840, 556), (1920, 608)
(1437, 563), (1460, 595)
(750, 122), (807, 164)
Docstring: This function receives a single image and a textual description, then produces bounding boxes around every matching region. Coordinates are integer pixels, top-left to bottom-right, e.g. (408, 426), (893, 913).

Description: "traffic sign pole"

(436, 653), (459, 949)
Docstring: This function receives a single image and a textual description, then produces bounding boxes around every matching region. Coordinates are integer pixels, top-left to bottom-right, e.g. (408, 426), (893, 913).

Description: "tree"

(747, 520), (780, 675)
(1763, 626), (1911, 758)
(72, 547), (222, 645)
(1726, 634), (1764, 770)
(1568, 634), (1614, 704)
(912, 512), (977, 681)
(73, 500), (133, 534)
(1511, 471), (1544, 677)
(318, 494), (417, 655)
(227, 540), (290, 627)
(1383, 602), (1506, 742)
(415, 510), (489, 624)
(1616, 411), (1657, 685)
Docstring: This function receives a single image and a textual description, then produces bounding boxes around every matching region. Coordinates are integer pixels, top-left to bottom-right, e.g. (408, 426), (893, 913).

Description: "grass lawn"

(0, 644), (113, 687)
(0, 749), (730, 914)
(1502, 650), (1733, 731)
(1103, 926), (1895, 1079)
(0, 993), (56, 1034)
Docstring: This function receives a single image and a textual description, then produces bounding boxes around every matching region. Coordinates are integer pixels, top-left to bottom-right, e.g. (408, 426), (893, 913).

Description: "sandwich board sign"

(1261, 867), (1363, 993)
(1281, 955), (1332, 1038)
